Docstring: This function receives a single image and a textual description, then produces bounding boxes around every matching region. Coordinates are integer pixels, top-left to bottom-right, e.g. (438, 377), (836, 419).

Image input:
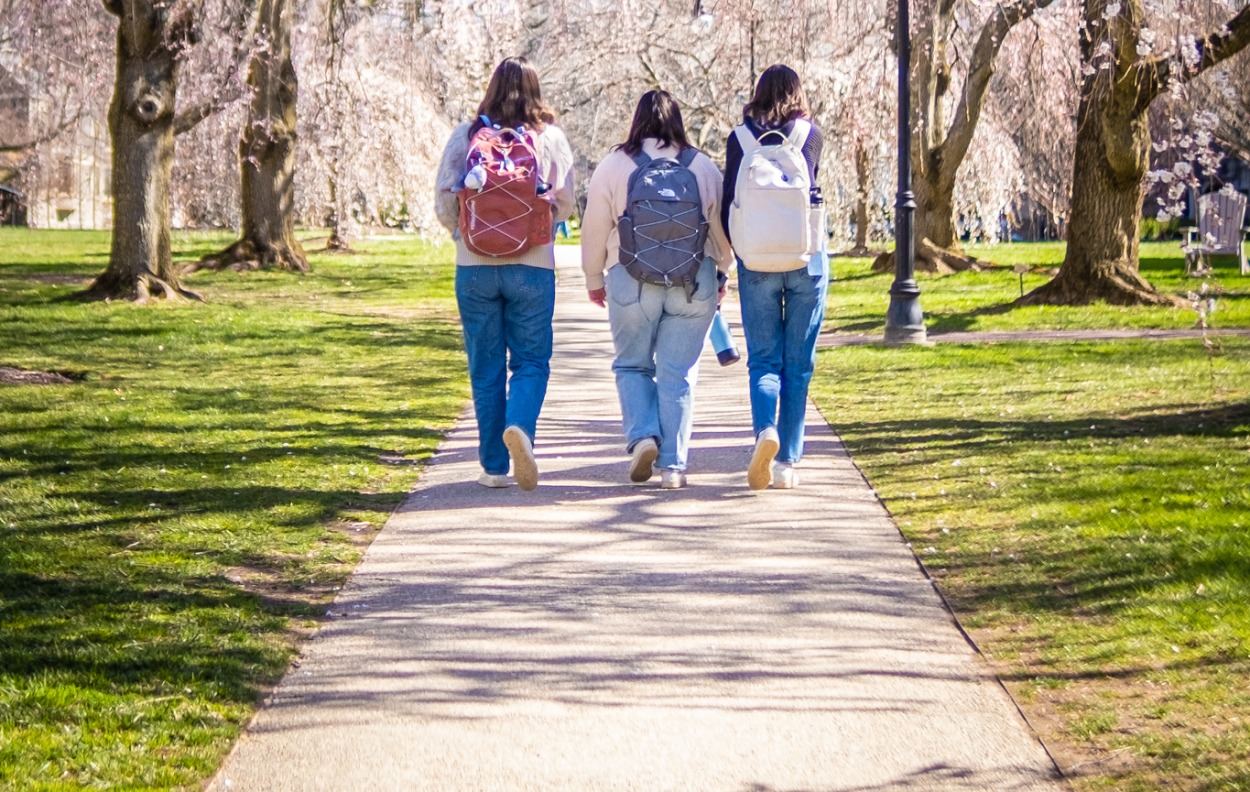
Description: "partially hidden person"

(582, 90), (733, 489)
(434, 56), (576, 491)
(722, 64), (829, 491)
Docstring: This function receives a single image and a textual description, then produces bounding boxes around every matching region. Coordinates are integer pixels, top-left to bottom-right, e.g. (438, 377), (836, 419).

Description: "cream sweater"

(581, 140), (733, 291)
(434, 121), (576, 268)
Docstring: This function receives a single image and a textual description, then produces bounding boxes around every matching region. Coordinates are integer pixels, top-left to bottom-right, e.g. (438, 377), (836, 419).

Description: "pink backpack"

(457, 118), (554, 258)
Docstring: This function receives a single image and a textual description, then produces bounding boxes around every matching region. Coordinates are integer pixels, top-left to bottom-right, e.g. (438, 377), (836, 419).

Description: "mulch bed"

(0, 366), (75, 385)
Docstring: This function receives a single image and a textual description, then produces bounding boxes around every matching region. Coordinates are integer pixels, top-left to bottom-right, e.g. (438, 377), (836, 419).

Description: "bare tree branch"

(937, 0), (1059, 188)
(1136, 4), (1250, 116)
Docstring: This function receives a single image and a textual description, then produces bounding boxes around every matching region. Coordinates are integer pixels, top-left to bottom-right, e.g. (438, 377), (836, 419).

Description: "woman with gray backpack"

(581, 90), (733, 489)
(722, 64), (828, 491)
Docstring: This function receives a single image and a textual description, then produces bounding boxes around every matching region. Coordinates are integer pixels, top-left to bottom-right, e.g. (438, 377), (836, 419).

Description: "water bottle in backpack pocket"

(729, 119), (815, 272)
(457, 117), (554, 258)
(617, 148), (709, 296)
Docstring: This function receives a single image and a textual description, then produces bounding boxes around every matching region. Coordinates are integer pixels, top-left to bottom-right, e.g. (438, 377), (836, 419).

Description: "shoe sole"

(748, 434), (779, 490)
(503, 427), (538, 491)
(659, 476), (686, 489)
(772, 474), (798, 490)
(629, 442), (658, 483)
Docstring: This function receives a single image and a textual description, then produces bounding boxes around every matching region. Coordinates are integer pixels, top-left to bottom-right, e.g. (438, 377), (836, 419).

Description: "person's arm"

(721, 131), (744, 247)
(580, 154), (619, 306)
(802, 123), (824, 183)
(434, 124), (470, 234)
(696, 152), (734, 275)
(544, 126), (577, 223)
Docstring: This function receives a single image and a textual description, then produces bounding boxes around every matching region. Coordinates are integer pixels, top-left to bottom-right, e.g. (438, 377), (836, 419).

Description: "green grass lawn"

(0, 229), (469, 788)
(810, 337), (1250, 790)
(3, 233), (1248, 789)
(826, 241), (1250, 334)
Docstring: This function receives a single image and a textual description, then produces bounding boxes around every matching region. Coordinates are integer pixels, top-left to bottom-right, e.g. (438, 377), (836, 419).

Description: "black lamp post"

(884, 0), (928, 344)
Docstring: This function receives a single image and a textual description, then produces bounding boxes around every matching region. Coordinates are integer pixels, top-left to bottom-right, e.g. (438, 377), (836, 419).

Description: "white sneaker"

(748, 427), (780, 490)
(773, 462), (798, 489)
(659, 469), (687, 489)
(502, 425), (538, 491)
(628, 437), (659, 483)
(477, 472), (511, 488)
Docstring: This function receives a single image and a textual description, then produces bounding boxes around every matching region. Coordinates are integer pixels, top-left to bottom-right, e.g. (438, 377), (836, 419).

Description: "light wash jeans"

(737, 251), (829, 464)
(455, 264), (556, 475)
(606, 258), (718, 471)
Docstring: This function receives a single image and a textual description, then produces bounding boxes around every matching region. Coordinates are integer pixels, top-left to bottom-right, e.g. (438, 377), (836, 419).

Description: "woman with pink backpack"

(434, 57), (576, 491)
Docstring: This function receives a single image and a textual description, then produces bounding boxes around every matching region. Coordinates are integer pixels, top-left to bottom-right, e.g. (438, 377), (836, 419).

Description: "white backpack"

(728, 119), (816, 272)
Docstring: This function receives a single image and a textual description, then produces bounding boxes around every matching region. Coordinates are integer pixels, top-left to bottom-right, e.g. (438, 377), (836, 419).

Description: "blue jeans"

(737, 252), (828, 464)
(606, 258), (717, 471)
(455, 264), (556, 475)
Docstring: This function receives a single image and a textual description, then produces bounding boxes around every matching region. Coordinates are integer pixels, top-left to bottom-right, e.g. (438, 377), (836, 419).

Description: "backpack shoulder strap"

(786, 119), (812, 148)
(676, 147), (699, 168)
(630, 150), (653, 169)
(733, 125), (760, 155)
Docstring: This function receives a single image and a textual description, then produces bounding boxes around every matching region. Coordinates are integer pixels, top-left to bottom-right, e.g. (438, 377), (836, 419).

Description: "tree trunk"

(840, 139), (874, 257)
(191, 0), (308, 274)
(85, 0), (201, 303)
(873, 0), (1060, 276)
(1017, 76), (1173, 305)
(1020, 0), (1250, 306)
(324, 164), (351, 251)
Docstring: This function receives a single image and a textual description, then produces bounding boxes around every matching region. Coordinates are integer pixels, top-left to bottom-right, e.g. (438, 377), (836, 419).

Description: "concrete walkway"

(208, 249), (1064, 792)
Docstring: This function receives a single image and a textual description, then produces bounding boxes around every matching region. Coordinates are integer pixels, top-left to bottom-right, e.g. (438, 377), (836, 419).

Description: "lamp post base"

(883, 323), (930, 345)
(884, 279), (930, 345)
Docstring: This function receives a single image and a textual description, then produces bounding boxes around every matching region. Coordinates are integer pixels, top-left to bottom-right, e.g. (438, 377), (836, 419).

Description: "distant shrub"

(1140, 217), (1182, 241)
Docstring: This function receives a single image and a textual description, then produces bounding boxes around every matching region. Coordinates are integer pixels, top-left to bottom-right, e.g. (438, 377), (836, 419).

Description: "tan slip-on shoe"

(629, 437), (659, 483)
(748, 427), (780, 490)
(503, 426), (538, 491)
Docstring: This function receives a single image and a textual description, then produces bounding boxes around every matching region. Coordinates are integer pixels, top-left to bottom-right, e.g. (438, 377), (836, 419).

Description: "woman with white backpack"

(722, 64), (828, 490)
(582, 90), (733, 489)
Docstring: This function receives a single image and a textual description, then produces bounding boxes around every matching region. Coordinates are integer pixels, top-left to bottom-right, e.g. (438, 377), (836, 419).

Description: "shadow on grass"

(840, 401), (1250, 456)
(0, 568), (300, 703)
(836, 397), (1250, 673)
(924, 302), (1019, 333)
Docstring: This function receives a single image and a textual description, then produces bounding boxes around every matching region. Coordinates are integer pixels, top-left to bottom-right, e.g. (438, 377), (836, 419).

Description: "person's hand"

(716, 271), (729, 306)
(588, 287), (607, 308)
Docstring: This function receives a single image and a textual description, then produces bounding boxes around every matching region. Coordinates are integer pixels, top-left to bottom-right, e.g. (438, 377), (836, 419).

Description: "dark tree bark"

(191, 0), (308, 274)
(873, 0), (1058, 275)
(84, 0), (202, 303)
(324, 167), (351, 251)
(1020, 0), (1250, 306)
(839, 139), (875, 257)
(319, 0), (353, 253)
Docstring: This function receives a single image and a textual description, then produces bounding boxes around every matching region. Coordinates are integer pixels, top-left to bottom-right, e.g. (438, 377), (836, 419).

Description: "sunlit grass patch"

(810, 337), (1250, 790)
(826, 241), (1250, 335)
(0, 228), (468, 787)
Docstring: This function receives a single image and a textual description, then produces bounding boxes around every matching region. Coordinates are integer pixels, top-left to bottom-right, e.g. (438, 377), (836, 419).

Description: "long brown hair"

(743, 64), (810, 128)
(470, 56), (556, 136)
(617, 90), (693, 157)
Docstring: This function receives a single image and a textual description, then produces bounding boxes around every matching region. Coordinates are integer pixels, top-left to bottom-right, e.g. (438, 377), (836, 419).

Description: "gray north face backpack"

(617, 148), (708, 295)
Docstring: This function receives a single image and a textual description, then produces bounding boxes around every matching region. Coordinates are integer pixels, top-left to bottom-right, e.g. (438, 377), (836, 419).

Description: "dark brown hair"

(617, 90), (693, 156)
(470, 57), (556, 136)
(743, 64), (810, 128)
